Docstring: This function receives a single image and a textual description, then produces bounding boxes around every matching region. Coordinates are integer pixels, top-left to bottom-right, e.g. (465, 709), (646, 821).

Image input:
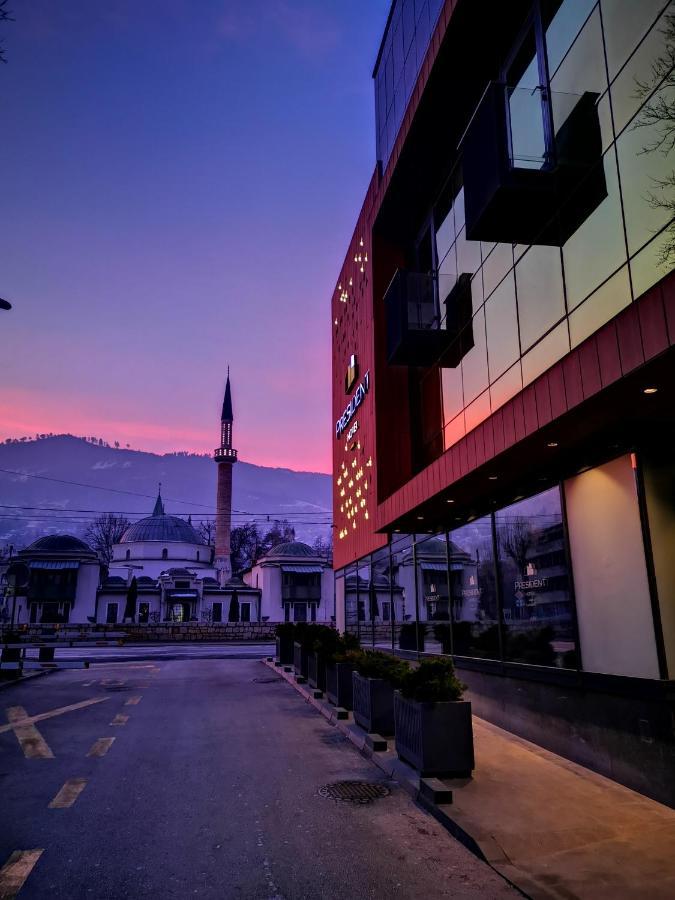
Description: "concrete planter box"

(352, 671), (395, 735)
(326, 661), (354, 708)
(276, 635), (294, 665)
(293, 641), (309, 678)
(307, 651), (326, 691)
(394, 692), (474, 777)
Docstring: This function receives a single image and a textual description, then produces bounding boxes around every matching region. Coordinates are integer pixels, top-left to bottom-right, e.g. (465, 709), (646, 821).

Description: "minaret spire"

(152, 483), (165, 517)
(214, 368), (237, 585)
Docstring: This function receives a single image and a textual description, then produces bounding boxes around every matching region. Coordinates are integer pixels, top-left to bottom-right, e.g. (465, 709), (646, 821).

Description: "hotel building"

(331, 0), (675, 806)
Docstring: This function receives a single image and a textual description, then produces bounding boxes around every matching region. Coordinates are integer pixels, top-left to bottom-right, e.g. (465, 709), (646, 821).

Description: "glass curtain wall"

(425, 1), (675, 463)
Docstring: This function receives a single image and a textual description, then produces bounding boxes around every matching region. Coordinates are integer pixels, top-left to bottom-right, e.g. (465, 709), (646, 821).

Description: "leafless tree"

(500, 517), (533, 577)
(312, 533), (333, 560)
(632, 13), (675, 268)
(84, 513), (131, 566)
(198, 519), (215, 547)
(0, 1), (13, 65)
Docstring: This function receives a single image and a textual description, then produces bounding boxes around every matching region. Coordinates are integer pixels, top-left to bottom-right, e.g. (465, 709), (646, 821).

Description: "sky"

(0, 0), (389, 473)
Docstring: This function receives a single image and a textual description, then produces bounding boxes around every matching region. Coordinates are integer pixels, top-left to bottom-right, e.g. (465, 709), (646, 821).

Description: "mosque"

(4, 373), (333, 626)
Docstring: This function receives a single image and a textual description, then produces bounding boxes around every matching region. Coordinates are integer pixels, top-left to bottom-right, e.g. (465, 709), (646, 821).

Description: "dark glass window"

(495, 486), (578, 667)
(449, 515), (500, 659)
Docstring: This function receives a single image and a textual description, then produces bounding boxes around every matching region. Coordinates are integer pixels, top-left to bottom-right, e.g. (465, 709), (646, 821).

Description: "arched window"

(162, 548), (168, 560)
(125, 549), (130, 560)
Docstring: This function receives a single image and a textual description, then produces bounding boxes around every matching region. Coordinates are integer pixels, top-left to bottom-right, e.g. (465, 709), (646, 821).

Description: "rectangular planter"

(326, 661), (354, 709)
(293, 641), (309, 678)
(394, 692), (474, 777)
(307, 651), (326, 691)
(352, 671), (395, 735)
(276, 635), (294, 665)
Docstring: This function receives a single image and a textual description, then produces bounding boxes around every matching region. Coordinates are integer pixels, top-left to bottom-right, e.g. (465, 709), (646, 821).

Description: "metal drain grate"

(318, 781), (390, 804)
(252, 676), (282, 684)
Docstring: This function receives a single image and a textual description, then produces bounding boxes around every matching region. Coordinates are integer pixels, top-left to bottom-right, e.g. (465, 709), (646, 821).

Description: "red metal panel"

(520, 387), (537, 438)
(578, 338), (602, 399)
(595, 322), (622, 387)
(663, 277), (675, 346)
(638, 287), (669, 361)
(474, 423), (487, 469)
(547, 366), (567, 419)
(616, 304), (645, 375)
(482, 418), (495, 462)
(502, 402), (516, 449)
(534, 377), (552, 427)
(466, 430), (477, 472)
(492, 409), (505, 455)
(458, 439), (469, 478)
(562, 353), (584, 410)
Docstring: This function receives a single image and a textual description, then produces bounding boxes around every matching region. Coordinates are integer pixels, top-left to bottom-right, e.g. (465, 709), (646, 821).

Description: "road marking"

(0, 697), (109, 736)
(48, 778), (87, 809)
(110, 714), (128, 726)
(0, 849), (44, 899)
(5, 707), (54, 760)
(125, 695), (142, 706)
(87, 737), (115, 757)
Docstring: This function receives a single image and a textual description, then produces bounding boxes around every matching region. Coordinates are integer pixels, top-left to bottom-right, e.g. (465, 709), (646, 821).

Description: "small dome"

(103, 575), (126, 586)
(264, 541), (316, 559)
(24, 534), (92, 554)
(119, 515), (202, 545)
(136, 576), (157, 586)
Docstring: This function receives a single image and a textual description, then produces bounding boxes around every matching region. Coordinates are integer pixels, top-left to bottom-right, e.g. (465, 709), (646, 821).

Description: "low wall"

(0, 623), (279, 643)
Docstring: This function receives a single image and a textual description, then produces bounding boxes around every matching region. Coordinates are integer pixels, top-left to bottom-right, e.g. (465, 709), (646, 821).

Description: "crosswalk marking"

(110, 714), (129, 726)
(0, 849), (44, 899)
(48, 778), (87, 809)
(87, 737), (115, 758)
(125, 695), (142, 706)
(5, 707), (54, 760)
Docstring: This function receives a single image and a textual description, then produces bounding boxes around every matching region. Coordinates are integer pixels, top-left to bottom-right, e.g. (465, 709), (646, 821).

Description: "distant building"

(244, 541), (333, 623)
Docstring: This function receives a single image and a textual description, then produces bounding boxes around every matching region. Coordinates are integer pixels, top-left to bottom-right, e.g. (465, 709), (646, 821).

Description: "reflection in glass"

(516, 244), (566, 350)
(482, 242), (514, 299)
(461, 306), (489, 403)
(464, 390), (491, 433)
(490, 361), (523, 414)
(630, 229), (674, 298)
(545, 0), (596, 78)
(455, 226), (481, 278)
(562, 149), (627, 309)
(568, 266), (631, 346)
(358, 558), (374, 648)
(495, 487), (577, 667)
(391, 533), (414, 653)
(441, 362), (463, 424)
(344, 564), (359, 638)
(486, 272), (520, 380)
(601, 0), (668, 80)
(444, 412), (466, 451)
(449, 516), (500, 659)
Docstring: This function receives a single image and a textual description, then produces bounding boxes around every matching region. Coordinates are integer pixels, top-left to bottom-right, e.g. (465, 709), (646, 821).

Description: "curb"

(0, 668), (55, 691)
(263, 658), (531, 899)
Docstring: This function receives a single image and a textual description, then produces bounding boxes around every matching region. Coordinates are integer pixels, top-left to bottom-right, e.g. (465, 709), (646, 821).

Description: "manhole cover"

(252, 676), (282, 684)
(318, 781), (390, 804)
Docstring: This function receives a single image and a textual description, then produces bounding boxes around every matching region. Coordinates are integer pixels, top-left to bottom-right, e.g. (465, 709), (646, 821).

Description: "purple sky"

(0, 1), (388, 473)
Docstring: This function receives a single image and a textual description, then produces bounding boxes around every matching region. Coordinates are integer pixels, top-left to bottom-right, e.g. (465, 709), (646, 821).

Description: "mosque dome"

(263, 541), (316, 559)
(120, 515), (202, 545)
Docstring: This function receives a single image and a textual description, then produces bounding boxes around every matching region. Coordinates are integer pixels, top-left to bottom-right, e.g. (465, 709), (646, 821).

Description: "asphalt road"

(0, 659), (517, 899)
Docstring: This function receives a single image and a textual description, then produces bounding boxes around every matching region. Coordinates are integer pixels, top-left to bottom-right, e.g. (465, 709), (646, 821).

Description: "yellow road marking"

(110, 714), (128, 726)
(87, 737), (115, 757)
(125, 695), (142, 706)
(48, 778), (87, 809)
(0, 849), (43, 899)
(0, 697), (108, 736)
(5, 708), (54, 760)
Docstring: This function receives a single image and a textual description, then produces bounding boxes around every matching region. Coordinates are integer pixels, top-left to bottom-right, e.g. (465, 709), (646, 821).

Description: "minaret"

(214, 369), (237, 585)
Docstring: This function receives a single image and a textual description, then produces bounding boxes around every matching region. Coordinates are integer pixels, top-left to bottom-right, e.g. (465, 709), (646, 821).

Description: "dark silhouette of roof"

(23, 534), (93, 555)
(263, 541), (317, 560)
(152, 488), (165, 517)
(221, 370), (233, 421)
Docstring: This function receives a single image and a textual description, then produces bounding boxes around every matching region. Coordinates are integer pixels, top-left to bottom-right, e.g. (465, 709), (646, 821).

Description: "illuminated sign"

(336, 371), (370, 439)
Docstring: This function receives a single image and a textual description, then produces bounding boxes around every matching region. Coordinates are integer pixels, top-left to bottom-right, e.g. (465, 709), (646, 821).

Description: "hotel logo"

(345, 354), (359, 393)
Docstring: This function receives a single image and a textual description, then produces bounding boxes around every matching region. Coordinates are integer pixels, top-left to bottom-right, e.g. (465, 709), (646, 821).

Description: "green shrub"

(399, 657), (465, 703)
(275, 623), (296, 639)
(352, 650), (410, 686)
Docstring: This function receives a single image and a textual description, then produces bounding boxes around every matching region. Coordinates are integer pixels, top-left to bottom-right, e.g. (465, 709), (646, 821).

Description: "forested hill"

(0, 435), (331, 551)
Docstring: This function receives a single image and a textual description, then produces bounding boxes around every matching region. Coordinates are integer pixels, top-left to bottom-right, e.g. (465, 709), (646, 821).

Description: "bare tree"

(312, 533), (333, 560)
(632, 13), (675, 268)
(500, 517), (533, 577)
(198, 519), (215, 547)
(0, 1), (13, 65)
(84, 513), (131, 566)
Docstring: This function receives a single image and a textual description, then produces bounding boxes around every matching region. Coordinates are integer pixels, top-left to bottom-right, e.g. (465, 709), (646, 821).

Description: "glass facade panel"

(464, 390), (491, 433)
(600, 0), (668, 80)
(490, 361), (523, 413)
(545, 0), (597, 77)
(450, 516), (500, 659)
(391, 533), (414, 652)
(630, 228), (674, 297)
(482, 243), (514, 299)
(441, 363), (464, 423)
(455, 227), (482, 278)
(516, 245), (566, 351)
(568, 265), (631, 346)
(549, 7), (608, 105)
(495, 487), (578, 667)
(460, 306), (489, 403)
(358, 558), (374, 648)
(521, 321), (570, 386)
(485, 272), (520, 380)
(562, 150), (627, 309)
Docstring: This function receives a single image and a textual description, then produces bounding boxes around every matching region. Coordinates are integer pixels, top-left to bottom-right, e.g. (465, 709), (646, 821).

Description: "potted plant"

(394, 657), (473, 777)
(307, 625), (337, 690)
(293, 623), (314, 678)
(275, 623), (295, 665)
(399, 621), (427, 651)
(352, 651), (409, 735)
(325, 635), (360, 709)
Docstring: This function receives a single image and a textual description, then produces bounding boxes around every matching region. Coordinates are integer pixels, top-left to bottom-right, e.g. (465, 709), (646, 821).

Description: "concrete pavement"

(0, 658), (517, 899)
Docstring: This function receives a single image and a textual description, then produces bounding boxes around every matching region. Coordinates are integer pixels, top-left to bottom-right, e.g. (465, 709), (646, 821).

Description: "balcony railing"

(385, 270), (474, 368)
(461, 83), (606, 246)
(281, 585), (321, 602)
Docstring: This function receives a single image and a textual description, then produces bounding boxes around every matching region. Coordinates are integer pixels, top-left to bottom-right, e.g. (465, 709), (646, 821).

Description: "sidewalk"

(266, 660), (675, 900)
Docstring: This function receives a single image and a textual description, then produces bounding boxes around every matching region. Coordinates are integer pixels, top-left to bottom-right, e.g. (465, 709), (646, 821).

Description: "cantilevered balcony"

(461, 83), (606, 246)
(385, 270), (474, 368)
